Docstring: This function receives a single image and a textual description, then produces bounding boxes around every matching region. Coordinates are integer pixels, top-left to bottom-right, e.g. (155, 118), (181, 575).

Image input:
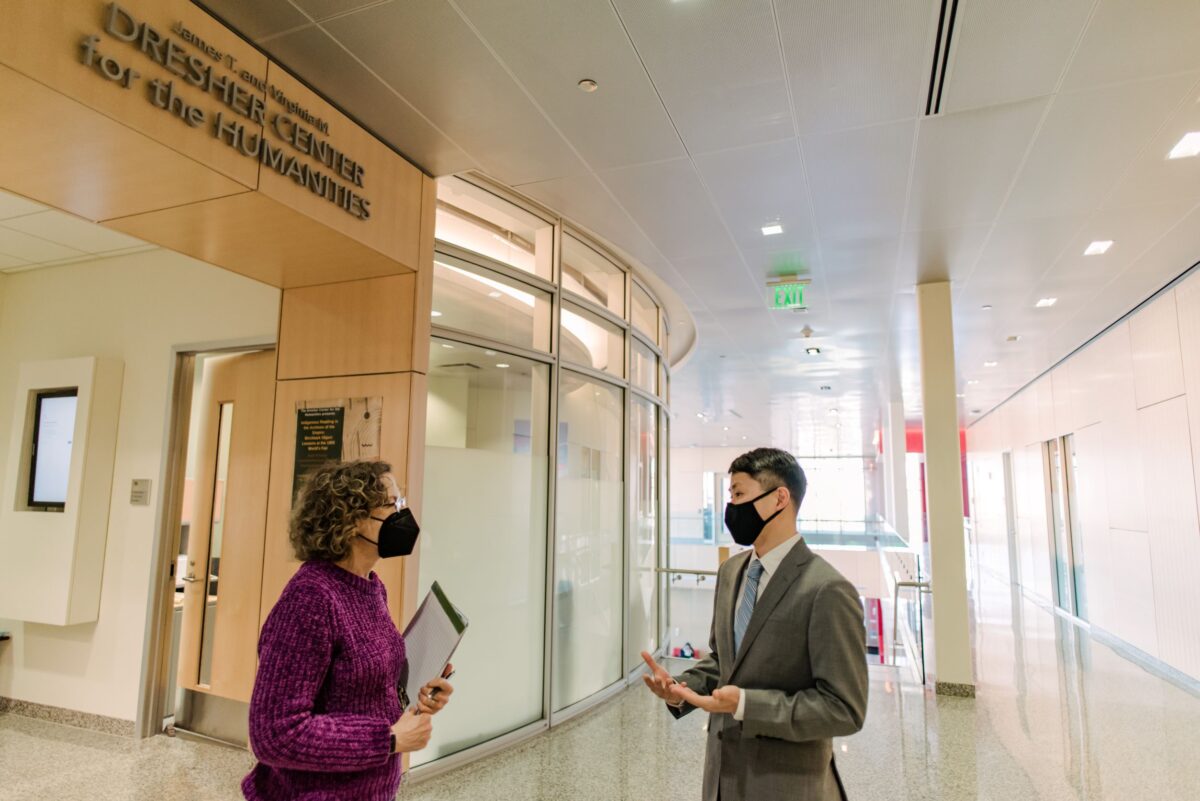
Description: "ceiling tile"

(1001, 73), (1197, 222)
(262, 25), (476, 176)
(451, 0), (685, 170)
(692, 138), (819, 279)
(0, 227), (86, 263)
(288, 0), (378, 23)
(1047, 201), (1195, 285)
(778, 0), (937, 134)
(896, 225), (991, 285)
(0, 251), (32, 270)
(1101, 84), (1200, 211)
(958, 214), (1088, 308)
(1061, 0), (1200, 91)
(907, 97), (1048, 231)
(0, 191), (47, 220)
(611, 0), (793, 154)
(600, 159), (736, 263)
(940, 0), (1094, 112)
(4, 211), (146, 254)
(323, 2), (584, 185)
(196, 0), (311, 41)
(803, 120), (915, 240)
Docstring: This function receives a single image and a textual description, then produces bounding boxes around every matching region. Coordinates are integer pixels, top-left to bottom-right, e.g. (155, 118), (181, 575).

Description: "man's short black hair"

(728, 448), (807, 513)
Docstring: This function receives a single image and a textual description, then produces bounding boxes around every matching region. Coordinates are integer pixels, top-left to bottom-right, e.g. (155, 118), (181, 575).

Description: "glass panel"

(1064, 435), (1087, 619)
(562, 234), (625, 317)
(552, 372), (624, 711)
(1047, 438), (1074, 613)
(631, 282), (658, 344)
(436, 178), (553, 280)
(628, 396), (659, 670)
(432, 255), (552, 352)
(415, 338), (550, 765)
(631, 337), (657, 394)
(561, 302), (624, 378)
(198, 402), (233, 687)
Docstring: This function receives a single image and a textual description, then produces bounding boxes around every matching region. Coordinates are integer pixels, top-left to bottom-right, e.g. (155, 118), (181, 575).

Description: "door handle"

(181, 573), (200, 583)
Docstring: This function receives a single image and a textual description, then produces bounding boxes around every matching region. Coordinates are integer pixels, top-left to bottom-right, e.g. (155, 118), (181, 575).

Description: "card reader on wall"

(0, 631), (11, 641)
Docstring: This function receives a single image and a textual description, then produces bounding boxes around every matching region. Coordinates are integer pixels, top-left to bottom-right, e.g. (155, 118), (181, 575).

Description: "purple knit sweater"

(242, 560), (407, 801)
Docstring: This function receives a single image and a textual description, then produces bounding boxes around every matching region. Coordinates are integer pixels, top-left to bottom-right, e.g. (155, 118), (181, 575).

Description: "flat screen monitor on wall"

(28, 389), (78, 509)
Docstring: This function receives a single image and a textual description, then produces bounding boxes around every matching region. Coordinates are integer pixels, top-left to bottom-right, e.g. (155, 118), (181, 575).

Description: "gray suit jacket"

(670, 539), (868, 801)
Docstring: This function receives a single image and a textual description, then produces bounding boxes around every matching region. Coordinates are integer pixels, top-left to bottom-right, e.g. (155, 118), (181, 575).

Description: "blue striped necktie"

(734, 560), (765, 655)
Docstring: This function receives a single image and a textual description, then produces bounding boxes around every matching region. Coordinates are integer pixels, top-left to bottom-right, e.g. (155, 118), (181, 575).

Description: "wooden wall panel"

(260, 373), (412, 626)
(0, 0), (266, 188)
(1138, 397), (1200, 678)
(277, 275), (416, 380)
(258, 63), (425, 273)
(0, 65), (248, 222)
(104, 191), (411, 288)
(1129, 291), (1186, 409)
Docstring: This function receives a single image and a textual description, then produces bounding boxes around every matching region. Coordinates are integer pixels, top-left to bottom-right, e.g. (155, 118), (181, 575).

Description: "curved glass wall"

(417, 175), (671, 769)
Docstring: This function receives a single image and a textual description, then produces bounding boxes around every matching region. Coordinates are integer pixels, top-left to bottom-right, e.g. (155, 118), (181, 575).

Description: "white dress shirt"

(733, 532), (802, 721)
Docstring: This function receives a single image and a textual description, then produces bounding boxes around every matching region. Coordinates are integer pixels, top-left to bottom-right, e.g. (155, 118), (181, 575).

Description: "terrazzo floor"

(3, 569), (1200, 800)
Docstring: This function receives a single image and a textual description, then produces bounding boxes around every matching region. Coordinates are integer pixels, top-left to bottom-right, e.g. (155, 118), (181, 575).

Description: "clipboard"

(399, 581), (469, 709)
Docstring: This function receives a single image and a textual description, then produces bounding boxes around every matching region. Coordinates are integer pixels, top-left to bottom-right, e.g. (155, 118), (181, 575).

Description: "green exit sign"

(771, 281), (807, 310)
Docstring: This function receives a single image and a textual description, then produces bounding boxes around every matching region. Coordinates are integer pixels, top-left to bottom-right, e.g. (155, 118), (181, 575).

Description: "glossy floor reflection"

(3, 569), (1199, 800)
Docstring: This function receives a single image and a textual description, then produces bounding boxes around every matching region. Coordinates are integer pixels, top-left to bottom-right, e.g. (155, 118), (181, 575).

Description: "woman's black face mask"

(360, 507), (421, 558)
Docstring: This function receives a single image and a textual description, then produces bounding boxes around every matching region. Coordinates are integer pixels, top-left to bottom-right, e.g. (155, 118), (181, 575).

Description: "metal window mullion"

(559, 360), (628, 390)
(562, 290), (630, 331)
(430, 326), (556, 365)
(433, 242), (558, 296)
(543, 221), (562, 728)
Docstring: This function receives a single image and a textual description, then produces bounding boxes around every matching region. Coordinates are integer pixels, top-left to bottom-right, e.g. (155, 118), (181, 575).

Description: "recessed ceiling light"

(981, 304), (993, 311)
(577, 79), (598, 93)
(485, 350), (496, 356)
(442, 343), (454, 349)
(984, 360), (998, 367)
(806, 347), (821, 355)
(488, 291), (502, 298)
(496, 363), (510, 369)
(1084, 240), (1114, 256)
(431, 310), (443, 317)
(723, 426), (730, 431)
(956, 393), (965, 398)
(967, 379), (980, 385)
(696, 412), (706, 419)
(828, 408), (839, 416)
(1168, 131), (1200, 160)
(761, 223), (784, 236)
(1036, 297), (1058, 308)
(741, 435), (747, 440)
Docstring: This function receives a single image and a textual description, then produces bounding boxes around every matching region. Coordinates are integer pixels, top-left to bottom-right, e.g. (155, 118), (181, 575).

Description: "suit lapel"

(730, 539), (815, 678)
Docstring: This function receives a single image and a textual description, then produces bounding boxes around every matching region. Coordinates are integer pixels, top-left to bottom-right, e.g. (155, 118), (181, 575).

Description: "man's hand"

(669, 683), (740, 715)
(640, 651), (681, 702)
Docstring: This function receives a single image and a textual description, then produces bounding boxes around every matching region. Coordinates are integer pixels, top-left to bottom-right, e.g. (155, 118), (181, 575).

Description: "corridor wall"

(969, 268), (1200, 681)
(0, 252), (279, 723)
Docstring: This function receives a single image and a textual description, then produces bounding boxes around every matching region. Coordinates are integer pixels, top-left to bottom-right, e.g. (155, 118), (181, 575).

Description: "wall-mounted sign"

(76, 3), (372, 220)
(292, 397), (383, 502)
(769, 279), (809, 311)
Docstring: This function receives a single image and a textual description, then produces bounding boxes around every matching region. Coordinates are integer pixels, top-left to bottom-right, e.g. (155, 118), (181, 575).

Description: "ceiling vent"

(925, 0), (961, 116)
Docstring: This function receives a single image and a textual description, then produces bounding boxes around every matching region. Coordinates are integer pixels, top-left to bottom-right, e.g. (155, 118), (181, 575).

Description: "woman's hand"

(391, 707), (432, 753)
(417, 664), (455, 715)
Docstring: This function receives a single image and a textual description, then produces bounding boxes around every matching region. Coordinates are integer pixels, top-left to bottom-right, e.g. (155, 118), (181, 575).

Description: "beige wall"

(0, 251), (279, 720)
(969, 268), (1200, 681)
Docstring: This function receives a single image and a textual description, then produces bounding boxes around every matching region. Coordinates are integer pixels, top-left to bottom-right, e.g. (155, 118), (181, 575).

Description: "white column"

(883, 400), (909, 542)
(916, 281), (974, 696)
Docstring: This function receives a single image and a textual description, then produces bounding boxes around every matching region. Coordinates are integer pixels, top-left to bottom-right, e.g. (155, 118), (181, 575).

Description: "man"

(643, 448), (867, 801)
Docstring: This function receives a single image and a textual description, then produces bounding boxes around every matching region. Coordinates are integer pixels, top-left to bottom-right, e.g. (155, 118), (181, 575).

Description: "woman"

(242, 460), (454, 800)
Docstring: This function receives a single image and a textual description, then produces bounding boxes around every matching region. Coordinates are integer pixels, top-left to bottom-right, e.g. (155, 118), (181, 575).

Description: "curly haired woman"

(242, 460), (454, 801)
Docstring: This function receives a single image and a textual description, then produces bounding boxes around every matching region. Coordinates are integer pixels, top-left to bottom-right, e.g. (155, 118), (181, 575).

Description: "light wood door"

(178, 350), (277, 703)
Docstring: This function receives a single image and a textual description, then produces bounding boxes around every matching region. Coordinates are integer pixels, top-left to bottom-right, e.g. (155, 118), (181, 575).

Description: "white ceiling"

(0, 191), (155, 273)
(189, 0), (1200, 454)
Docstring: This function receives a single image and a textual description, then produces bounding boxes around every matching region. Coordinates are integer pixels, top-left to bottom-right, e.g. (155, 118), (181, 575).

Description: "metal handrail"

(655, 568), (719, 577)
